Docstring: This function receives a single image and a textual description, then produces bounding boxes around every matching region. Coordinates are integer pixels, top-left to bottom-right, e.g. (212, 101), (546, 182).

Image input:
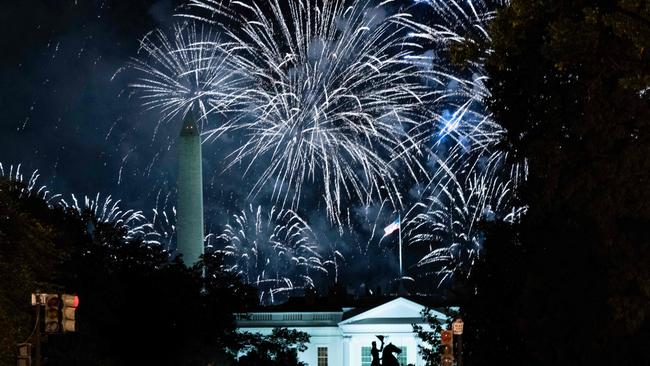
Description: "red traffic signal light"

(44, 294), (61, 333)
(61, 294), (79, 332)
(440, 330), (454, 356)
(441, 330), (453, 345)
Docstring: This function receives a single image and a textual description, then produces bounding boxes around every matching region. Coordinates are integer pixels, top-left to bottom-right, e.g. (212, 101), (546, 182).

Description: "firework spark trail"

(216, 204), (328, 304)
(59, 193), (153, 241)
(129, 21), (244, 133)
(374, 0), (527, 288)
(1, 162), (184, 249)
(120, 0), (527, 293)
(405, 159), (527, 287)
(141, 190), (178, 249)
(405, 0), (506, 147)
(322, 247), (345, 284)
(408, 0), (503, 62)
(403, 0), (525, 203)
(59, 189), (180, 248)
(182, 0), (440, 228)
(411, 0), (526, 206)
(0, 163), (62, 205)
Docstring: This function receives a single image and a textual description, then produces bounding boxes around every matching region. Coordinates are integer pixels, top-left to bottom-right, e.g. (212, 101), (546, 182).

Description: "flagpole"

(398, 212), (402, 279)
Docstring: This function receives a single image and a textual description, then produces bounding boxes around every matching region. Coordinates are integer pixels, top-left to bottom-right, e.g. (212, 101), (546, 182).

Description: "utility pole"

(456, 333), (463, 366)
(34, 307), (41, 366)
(33, 291), (43, 366)
(25, 292), (78, 365)
(453, 318), (465, 366)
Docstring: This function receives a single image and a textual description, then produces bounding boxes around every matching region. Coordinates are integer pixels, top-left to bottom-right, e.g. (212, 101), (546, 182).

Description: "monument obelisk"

(176, 112), (204, 265)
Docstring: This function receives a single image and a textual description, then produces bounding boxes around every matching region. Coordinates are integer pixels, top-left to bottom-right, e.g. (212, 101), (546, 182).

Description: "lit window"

(397, 346), (407, 366)
(318, 347), (328, 366)
(361, 347), (371, 366)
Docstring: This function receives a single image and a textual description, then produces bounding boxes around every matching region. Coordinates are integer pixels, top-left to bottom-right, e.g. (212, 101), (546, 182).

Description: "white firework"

(2, 163), (185, 253)
(184, 0), (436, 227)
(408, 0), (504, 69)
(386, 0), (530, 289)
(141, 191), (178, 249)
(216, 204), (327, 304)
(121, 0), (530, 293)
(59, 193), (151, 242)
(129, 21), (242, 131)
(406, 155), (526, 287)
(405, 0), (508, 157)
(0, 163), (62, 205)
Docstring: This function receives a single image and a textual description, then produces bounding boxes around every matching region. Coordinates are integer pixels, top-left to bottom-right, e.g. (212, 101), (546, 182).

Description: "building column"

(343, 336), (351, 366)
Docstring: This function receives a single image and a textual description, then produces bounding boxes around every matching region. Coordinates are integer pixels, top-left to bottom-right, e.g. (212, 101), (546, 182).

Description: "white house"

(236, 297), (448, 366)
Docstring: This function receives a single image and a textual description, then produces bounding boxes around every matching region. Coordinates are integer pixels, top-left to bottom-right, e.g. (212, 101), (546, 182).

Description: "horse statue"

(381, 342), (402, 366)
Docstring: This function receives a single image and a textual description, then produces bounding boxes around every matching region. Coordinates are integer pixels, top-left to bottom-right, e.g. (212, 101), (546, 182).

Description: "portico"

(236, 297), (447, 366)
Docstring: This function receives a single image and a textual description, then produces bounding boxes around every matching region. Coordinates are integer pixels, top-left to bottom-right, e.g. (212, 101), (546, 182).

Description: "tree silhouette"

(483, 0), (650, 364)
(0, 176), (308, 366)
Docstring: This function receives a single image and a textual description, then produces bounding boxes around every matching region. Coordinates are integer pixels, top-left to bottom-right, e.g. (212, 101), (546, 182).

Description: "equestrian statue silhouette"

(381, 342), (402, 366)
(370, 335), (402, 366)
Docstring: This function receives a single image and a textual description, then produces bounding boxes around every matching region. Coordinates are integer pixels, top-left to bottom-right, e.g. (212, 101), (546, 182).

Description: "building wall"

(235, 298), (442, 366)
(241, 326), (343, 366)
(239, 325), (424, 366)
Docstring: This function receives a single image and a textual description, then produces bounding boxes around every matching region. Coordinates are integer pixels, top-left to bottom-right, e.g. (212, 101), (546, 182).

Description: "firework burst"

(406, 155), (526, 286)
(216, 205), (327, 304)
(406, 0), (508, 156)
(0, 163), (62, 205)
(2, 163), (190, 254)
(182, 0), (437, 227)
(60, 193), (152, 242)
(122, 0), (528, 293)
(129, 21), (243, 132)
(141, 190), (178, 249)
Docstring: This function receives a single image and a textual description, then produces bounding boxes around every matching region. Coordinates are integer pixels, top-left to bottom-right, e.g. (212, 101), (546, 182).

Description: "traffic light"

(44, 294), (61, 333)
(441, 354), (454, 366)
(61, 294), (79, 332)
(440, 330), (454, 365)
(440, 330), (453, 353)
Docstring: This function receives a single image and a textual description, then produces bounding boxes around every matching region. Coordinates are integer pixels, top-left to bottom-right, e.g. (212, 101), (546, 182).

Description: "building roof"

(244, 294), (447, 315)
(236, 296), (450, 329)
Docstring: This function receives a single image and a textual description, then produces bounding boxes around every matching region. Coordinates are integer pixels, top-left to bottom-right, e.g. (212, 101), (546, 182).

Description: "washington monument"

(176, 112), (204, 265)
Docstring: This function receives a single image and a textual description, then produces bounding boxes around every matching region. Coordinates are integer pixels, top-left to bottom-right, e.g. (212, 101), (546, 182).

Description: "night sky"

(1, 0), (182, 206)
(0, 0), (444, 295)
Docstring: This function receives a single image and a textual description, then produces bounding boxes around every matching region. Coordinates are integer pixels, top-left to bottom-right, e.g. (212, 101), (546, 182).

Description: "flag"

(383, 217), (401, 237)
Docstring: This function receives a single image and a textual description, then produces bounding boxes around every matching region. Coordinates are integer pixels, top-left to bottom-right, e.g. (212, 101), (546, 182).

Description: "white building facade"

(236, 297), (446, 366)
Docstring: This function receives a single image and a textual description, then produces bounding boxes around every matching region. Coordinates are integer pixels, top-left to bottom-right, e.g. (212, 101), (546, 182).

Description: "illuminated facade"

(236, 297), (447, 366)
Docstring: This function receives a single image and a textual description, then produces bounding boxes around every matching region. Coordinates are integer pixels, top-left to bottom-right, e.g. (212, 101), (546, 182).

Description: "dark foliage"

(459, 222), (525, 366)
(0, 177), (308, 366)
(414, 225), (526, 366)
(235, 328), (310, 366)
(0, 179), (64, 365)
(412, 307), (456, 366)
(478, 0), (650, 364)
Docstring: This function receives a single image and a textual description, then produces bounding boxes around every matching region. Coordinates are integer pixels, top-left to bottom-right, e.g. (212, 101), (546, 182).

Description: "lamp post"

(452, 318), (464, 366)
(30, 290), (43, 366)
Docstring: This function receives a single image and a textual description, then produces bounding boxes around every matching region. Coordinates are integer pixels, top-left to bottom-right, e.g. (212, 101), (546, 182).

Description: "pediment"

(339, 297), (446, 325)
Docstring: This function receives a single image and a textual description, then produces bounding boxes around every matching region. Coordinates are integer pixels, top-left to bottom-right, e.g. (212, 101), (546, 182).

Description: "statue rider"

(371, 336), (384, 366)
